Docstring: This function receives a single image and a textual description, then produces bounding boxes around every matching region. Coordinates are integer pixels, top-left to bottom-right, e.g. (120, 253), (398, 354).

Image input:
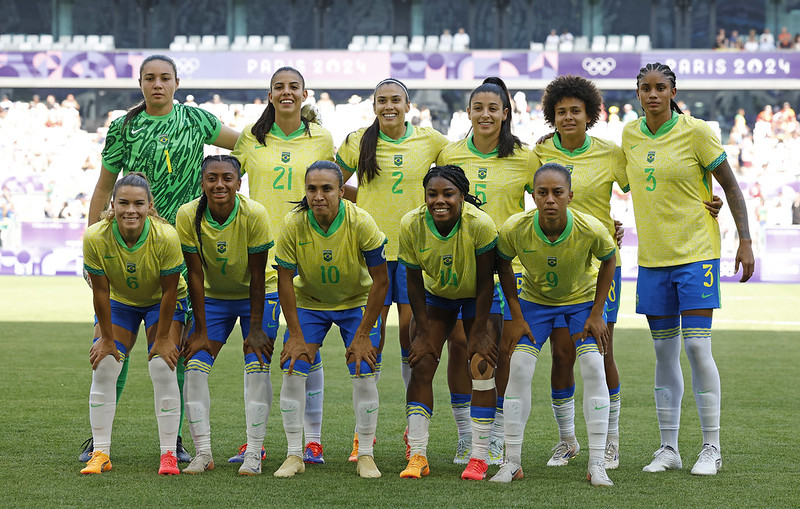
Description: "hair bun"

(301, 104), (322, 125)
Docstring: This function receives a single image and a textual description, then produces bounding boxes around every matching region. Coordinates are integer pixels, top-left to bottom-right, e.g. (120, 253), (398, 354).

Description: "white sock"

(452, 406), (472, 441)
(407, 412), (430, 457)
(684, 335), (721, 449)
(401, 361), (411, 390)
(578, 350), (609, 466)
(491, 406), (504, 441)
(304, 366), (324, 444)
(653, 334), (683, 450)
(184, 369), (211, 454)
(470, 414), (493, 460)
(504, 350), (537, 464)
(89, 355), (123, 455)
(608, 388), (621, 438)
(280, 373), (306, 457)
(353, 377), (379, 457)
(149, 356), (180, 455)
(244, 371), (271, 455)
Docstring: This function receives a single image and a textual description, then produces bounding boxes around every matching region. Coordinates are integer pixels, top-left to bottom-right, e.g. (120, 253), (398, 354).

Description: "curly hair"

(541, 75), (604, 130)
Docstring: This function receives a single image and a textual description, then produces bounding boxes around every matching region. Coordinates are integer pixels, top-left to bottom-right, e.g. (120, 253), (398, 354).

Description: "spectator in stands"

(743, 31), (759, 52)
(0, 94), (11, 110)
(546, 29), (560, 47)
(729, 30), (742, 49)
(713, 29), (729, 49)
(1, 185), (15, 219)
(184, 94), (198, 107)
(316, 91), (336, 120)
(440, 28), (453, 48)
(560, 29), (574, 44)
(62, 94), (80, 110)
(795, 33), (800, 50)
(759, 28), (775, 50)
(778, 27), (792, 49)
(607, 105), (620, 123)
(453, 27), (470, 49)
(622, 103), (638, 123)
(756, 104), (773, 123)
(792, 192), (800, 225)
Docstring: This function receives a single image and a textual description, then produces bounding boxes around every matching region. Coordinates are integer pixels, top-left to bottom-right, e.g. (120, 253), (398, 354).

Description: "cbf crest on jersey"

(158, 133), (169, 144)
(323, 249), (333, 262)
(478, 168), (487, 180)
(647, 151), (656, 163)
(217, 241), (227, 254)
(126, 262), (136, 273)
(394, 154), (403, 166)
(281, 151), (290, 163)
(442, 254), (453, 266)
(547, 256), (557, 267)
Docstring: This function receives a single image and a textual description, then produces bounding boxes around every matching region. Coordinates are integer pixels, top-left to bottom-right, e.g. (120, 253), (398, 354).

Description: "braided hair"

(541, 75), (604, 130)
(292, 160), (345, 211)
(194, 154), (242, 267)
(251, 66), (311, 146)
(422, 164), (483, 208)
(122, 55), (178, 132)
(636, 62), (683, 114)
(468, 77), (522, 158)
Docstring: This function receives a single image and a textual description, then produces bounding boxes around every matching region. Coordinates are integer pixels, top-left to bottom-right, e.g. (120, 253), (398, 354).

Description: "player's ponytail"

(252, 66), (311, 145)
(468, 77), (522, 158)
(636, 62), (683, 114)
(123, 55), (178, 132)
(293, 160), (344, 211)
(423, 165), (483, 208)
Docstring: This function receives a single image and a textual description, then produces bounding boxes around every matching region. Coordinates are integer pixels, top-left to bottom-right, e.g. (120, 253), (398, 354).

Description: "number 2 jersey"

(175, 194), (273, 301)
(622, 112), (726, 267)
(274, 199), (387, 311)
(83, 217), (188, 307)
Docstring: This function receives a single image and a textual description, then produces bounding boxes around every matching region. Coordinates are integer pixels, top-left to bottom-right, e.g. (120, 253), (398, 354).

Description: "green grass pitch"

(0, 277), (798, 507)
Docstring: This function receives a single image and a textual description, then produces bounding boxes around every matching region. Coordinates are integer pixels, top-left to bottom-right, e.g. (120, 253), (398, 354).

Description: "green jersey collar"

(639, 111), (680, 139)
(378, 122), (413, 144)
(204, 195), (240, 230)
(425, 207), (461, 240)
(553, 133), (591, 156)
(308, 200), (345, 237)
(140, 107), (176, 122)
(270, 122), (306, 140)
(533, 209), (573, 246)
(467, 136), (499, 159)
(112, 216), (151, 252)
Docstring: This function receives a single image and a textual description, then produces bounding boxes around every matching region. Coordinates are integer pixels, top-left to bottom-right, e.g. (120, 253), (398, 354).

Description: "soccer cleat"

(182, 451), (214, 474)
(356, 455), (382, 478)
(158, 451), (180, 475)
(587, 463), (614, 486)
(547, 440), (580, 466)
(489, 461), (523, 483)
(228, 443), (266, 463)
(488, 436), (504, 465)
(348, 433), (359, 462)
(238, 451), (262, 475)
(461, 458), (489, 480)
(453, 437), (471, 464)
(691, 444), (722, 476)
(304, 441), (325, 464)
(403, 427), (410, 460)
(175, 436), (192, 463)
(400, 454), (430, 479)
(78, 437), (93, 463)
(80, 451), (112, 474)
(605, 438), (620, 470)
(274, 455), (305, 478)
(642, 445), (682, 472)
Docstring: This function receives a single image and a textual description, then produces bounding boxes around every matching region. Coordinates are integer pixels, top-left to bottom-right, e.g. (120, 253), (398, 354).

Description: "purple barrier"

(1, 221), (85, 276)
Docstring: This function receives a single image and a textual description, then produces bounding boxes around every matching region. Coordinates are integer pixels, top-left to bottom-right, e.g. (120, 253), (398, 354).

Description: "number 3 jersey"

(398, 202), (497, 300)
(498, 209), (615, 306)
(274, 200), (387, 311)
(622, 112), (726, 267)
(83, 217), (188, 307)
(175, 194), (273, 301)
(336, 123), (448, 261)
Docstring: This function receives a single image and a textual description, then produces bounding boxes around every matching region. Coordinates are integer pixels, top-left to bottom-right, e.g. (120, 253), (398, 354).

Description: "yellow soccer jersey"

(232, 121), (335, 291)
(398, 202), (497, 300)
(336, 123), (448, 261)
(83, 217), (188, 307)
(176, 195), (273, 301)
(498, 209), (616, 306)
(532, 134), (629, 267)
(274, 200), (387, 311)
(622, 113), (725, 267)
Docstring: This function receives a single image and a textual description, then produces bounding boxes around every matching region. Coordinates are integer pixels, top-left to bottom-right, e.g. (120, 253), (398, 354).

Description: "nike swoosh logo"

(307, 390), (322, 396)
(189, 419), (203, 423)
(366, 408), (378, 413)
(629, 144), (639, 149)
(160, 407), (178, 413)
(505, 396), (519, 400)
(131, 127), (145, 135)
(255, 144), (266, 149)
(546, 157), (556, 162)
(419, 247), (431, 253)
(251, 421), (265, 427)
(697, 390), (712, 394)
(593, 404), (609, 411)
(478, 435), (490, 440)
(523, 249), (537, 253)
(103, 255), (115, 259)
(701, 293), (713, 299)
(281, 408), (294, 412)
(90, 403), (104, 407)
(299, 241), (312, 246)
(606, 306), (616, 312)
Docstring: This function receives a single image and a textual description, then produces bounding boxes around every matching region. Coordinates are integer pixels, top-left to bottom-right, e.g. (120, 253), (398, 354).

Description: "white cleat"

(274, 455), (305, 478)
(489, 461), (523, 483)
(546, 440), (580, 466)
(604, 437), (620, 470)
(238, 451), (262, 475)
(487, 436), (505, 465)
(691, 444), (721, 476)
(587, 463), (614, 486)
(642, 445), (682, 472)
(182, 451), (214, 474)
(453, 437), (471, 465)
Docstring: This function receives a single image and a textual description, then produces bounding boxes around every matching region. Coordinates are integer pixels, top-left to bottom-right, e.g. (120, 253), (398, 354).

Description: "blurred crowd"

(714, 27), (800, 51)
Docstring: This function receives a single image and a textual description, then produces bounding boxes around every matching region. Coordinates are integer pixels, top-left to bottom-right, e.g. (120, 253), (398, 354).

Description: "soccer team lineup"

(77, 53), (755, 485)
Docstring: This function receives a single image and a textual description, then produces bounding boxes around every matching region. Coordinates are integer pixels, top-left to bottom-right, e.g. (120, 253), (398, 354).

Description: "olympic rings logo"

(581, 57), (617, 76)
(174, 57), (200, 75)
